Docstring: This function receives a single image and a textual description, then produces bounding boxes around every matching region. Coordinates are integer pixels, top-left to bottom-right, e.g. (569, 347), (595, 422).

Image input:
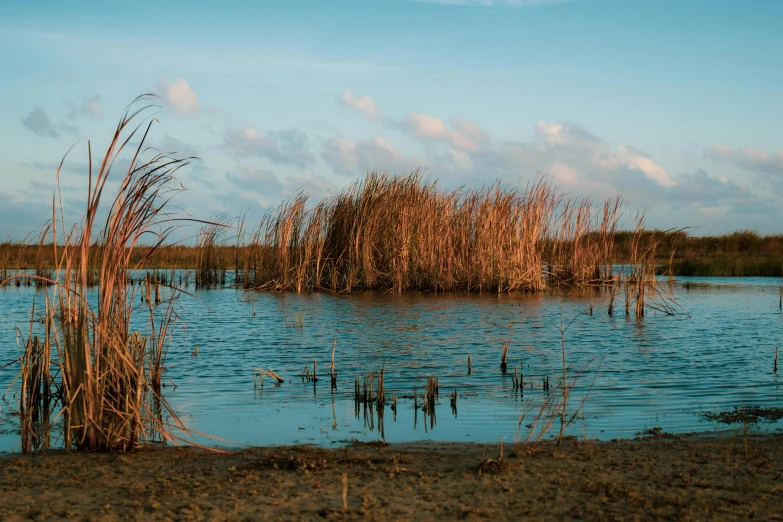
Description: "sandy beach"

(1, 433), (782, 521)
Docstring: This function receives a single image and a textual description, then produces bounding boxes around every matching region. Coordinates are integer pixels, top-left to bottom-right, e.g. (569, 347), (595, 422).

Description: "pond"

(1, 276), (781, 453)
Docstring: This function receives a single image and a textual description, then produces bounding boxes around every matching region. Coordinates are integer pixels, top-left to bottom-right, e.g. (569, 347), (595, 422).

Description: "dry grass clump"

(239, 172), (622, 293)
(4, 95), (198, 452)
(195, 216), (231, 288)
(609, 214), (685, 317)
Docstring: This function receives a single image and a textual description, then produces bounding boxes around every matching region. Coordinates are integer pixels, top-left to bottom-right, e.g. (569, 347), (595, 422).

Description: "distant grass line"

(613, 229), (783, 258)
(0, 243), (204, 270)
(4, 233), (783, 278)
(615, 229), (783, 277)
(670, 257), (783, 277)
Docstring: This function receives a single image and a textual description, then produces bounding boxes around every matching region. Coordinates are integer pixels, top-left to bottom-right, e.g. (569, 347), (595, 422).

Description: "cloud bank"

(327, 89), (778, 231)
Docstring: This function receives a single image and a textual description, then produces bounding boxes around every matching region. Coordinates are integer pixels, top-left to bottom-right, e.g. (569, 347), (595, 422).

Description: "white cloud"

(27, 160), (90, 176)
(329, 89), (779, 231)
(337, 90), (677, 192)
(693, 202), (730, 218)
(156, 77), (199, 116)
(322, 136), (424, 176)
(222, 127), (315, 168)
(339, 90), (382, 120)
(536, 121), (566, 144)
(549, 161), (580, 185)
(221, 164), (338, 208)
(321, 136), (359, 173)
(447, 148), (472, 170)
(159, 134), (199, 158)
(68, 94), (102, 121)
(225, 164), (283, 196)
(339, 90), (491, 153)
(403, 113), (490, 152)
(706, 145), (783, 177)
(618, 146), (674, 187)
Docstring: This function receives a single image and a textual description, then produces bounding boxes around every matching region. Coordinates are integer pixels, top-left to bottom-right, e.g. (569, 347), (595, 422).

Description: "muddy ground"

(1, 434), (782, 521)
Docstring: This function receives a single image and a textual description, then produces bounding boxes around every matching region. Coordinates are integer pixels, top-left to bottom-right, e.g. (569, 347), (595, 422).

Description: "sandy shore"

(1, 434), (782, 521)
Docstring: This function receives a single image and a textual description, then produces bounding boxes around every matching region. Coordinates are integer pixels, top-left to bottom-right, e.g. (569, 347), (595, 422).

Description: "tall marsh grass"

(4, 95), (197, 452)
(240, 173), (623, 293)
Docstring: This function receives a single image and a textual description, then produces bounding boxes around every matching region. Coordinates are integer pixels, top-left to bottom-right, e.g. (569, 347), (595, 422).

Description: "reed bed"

(3, 95), (201, 452)
(238, 173), (624, 293)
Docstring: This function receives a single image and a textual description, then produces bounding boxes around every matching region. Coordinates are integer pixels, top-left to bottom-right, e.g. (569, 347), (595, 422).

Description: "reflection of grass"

(285, 312), (305, 329)
(0, 402), (20, 437)
(239, 291), (259, 316)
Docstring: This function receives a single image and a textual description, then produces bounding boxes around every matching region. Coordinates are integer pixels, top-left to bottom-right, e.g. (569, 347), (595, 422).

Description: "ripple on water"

(1, 275), (782, 451)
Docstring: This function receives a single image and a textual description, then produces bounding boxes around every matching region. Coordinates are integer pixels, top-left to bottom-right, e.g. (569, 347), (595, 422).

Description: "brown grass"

(3, 95), (202, 452)
(239, 173), (622, 293)
(194, 215), (231, 288)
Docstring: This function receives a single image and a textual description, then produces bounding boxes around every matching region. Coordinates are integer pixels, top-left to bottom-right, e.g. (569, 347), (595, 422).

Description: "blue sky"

(1, 0), (782, 238)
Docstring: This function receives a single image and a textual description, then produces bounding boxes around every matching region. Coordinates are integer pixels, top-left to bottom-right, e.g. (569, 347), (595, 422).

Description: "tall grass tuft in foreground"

(5, 95), (196, 452)
(241, 172), (623, 293)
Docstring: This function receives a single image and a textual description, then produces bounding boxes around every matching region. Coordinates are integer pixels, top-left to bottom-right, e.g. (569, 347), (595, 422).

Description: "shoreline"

(2, 433), (781, 521)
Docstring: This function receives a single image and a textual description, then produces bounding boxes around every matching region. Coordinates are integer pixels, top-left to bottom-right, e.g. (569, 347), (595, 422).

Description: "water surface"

(1, 276), (781, 452)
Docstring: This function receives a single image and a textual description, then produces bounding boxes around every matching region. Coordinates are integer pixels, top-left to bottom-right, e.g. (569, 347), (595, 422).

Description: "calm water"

(1, 276), (782, 453)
